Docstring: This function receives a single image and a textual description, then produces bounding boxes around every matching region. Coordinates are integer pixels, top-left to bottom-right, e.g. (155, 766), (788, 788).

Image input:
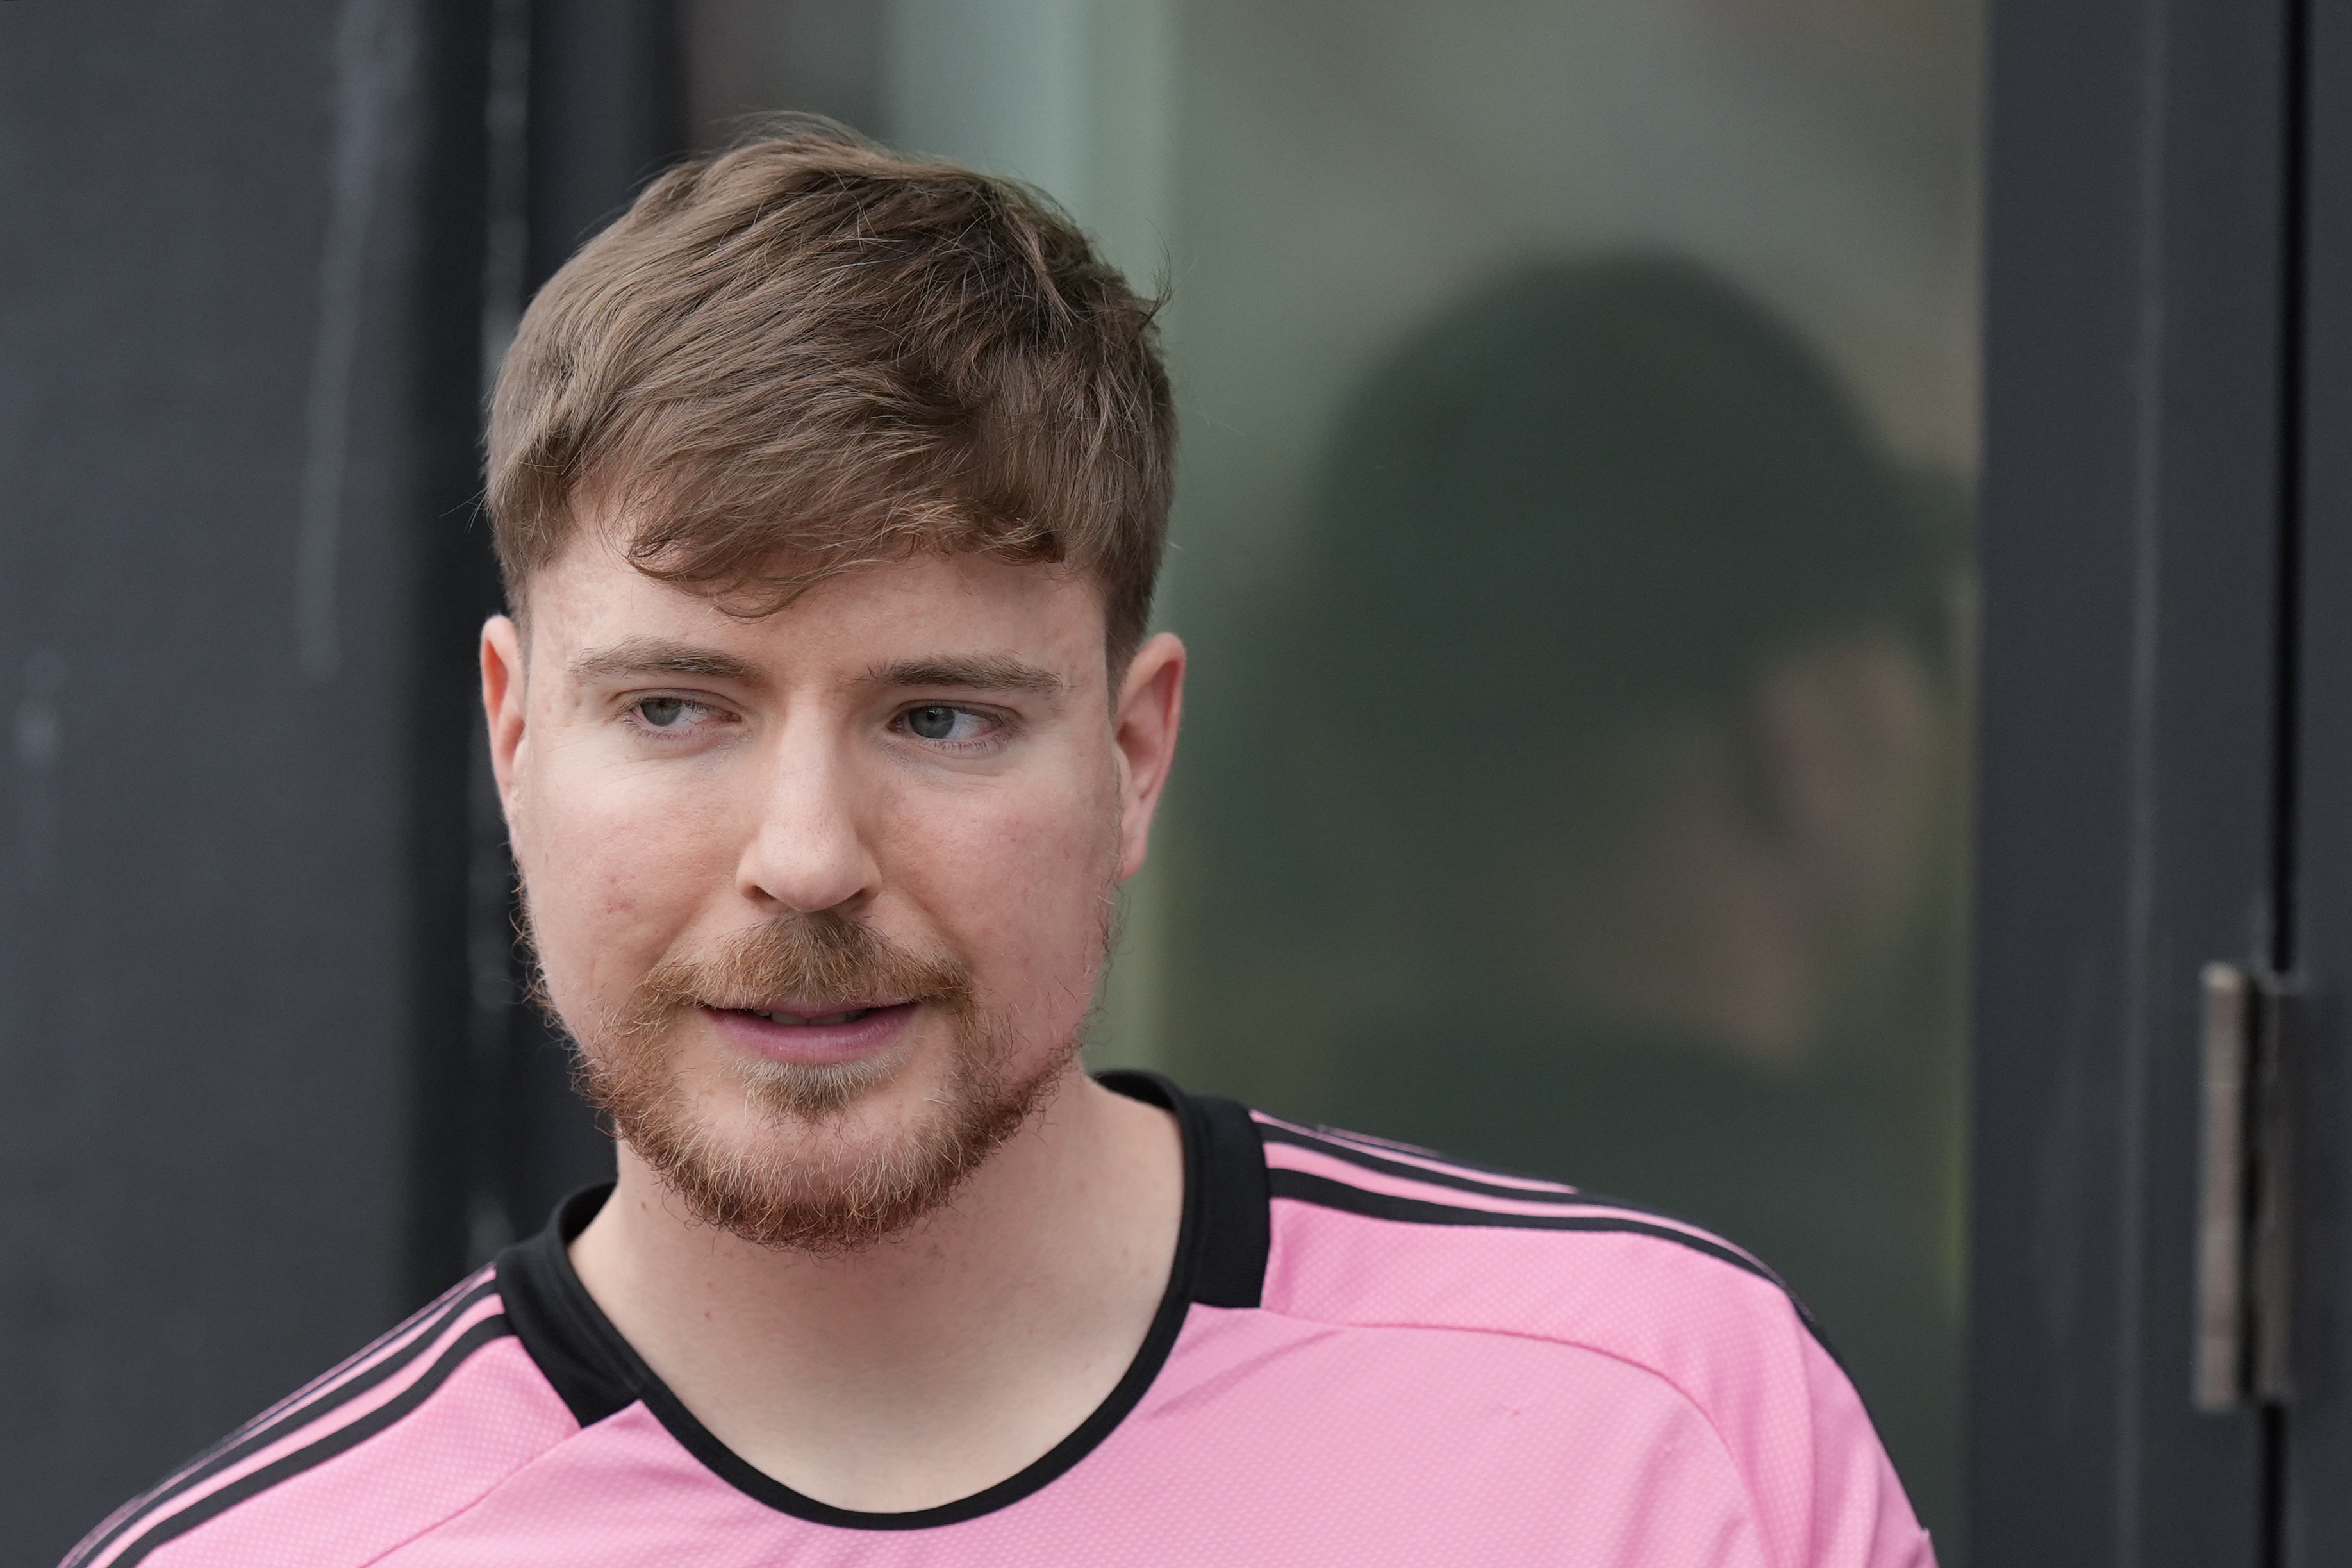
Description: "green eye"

(907, 704), (959, 740)
(638, 697), (692, 727)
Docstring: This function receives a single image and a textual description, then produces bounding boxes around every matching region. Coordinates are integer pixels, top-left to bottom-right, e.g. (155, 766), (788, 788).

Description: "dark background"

(0, 0), (669, 1555)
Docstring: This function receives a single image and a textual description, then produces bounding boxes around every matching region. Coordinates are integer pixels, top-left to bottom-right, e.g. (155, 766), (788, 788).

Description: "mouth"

(702, 999), (922, 1067)
(740, 1004), (899, 1027)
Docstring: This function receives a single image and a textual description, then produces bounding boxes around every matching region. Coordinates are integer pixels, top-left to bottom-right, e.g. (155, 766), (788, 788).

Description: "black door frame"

(1971, 0), (2315, 1560)
(2283, 0), (2352, 1558)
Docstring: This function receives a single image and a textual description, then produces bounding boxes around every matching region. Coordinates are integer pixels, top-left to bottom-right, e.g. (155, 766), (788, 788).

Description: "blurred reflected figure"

(1232, 255), (1969, 1540)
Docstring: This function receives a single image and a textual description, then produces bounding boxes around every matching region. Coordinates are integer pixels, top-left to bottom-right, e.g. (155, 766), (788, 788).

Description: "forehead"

(521, 537), (1108, 677)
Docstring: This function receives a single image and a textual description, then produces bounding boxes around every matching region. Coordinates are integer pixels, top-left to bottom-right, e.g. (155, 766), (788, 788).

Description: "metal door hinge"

(2192, 961), (2294, 1412)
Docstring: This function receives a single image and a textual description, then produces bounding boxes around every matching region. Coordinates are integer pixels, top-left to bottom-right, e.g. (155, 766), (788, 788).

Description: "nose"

(735, 716), (880, 916)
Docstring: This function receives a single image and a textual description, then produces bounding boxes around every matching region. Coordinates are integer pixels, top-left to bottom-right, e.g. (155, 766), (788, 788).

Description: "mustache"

(625, 909), (975, 1030)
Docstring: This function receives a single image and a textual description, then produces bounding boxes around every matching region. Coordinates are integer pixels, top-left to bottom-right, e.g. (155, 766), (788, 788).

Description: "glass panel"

(689, 2), (1983, 1553)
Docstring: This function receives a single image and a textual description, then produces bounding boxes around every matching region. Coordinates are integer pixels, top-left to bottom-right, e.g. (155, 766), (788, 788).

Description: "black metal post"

(0, 1), (495, 1560)
(1971, 0), (2303, 1560)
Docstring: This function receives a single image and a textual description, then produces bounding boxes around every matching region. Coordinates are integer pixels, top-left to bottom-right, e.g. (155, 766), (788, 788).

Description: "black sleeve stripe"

(1262, 1119), (1577, 1184)
(1257, 1122), (1690, 1215)
(1268, 1168), (1828, 1339)
(63, 1276), (501, 1568)
(1259, 1128), (1857, 1358)
(87, 1314), (513, 1568)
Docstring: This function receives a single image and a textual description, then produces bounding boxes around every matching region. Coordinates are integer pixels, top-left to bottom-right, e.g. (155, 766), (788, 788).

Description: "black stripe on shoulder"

(65, 1276), (501, 1568)
(94, 1314), (513, 1568)
(1266, 1120), (1577, 1186)
(1259, 1123), (1625, 1209)
(1268, 1165), (1815, 1300)
(1257, 1123), (1762, 1255)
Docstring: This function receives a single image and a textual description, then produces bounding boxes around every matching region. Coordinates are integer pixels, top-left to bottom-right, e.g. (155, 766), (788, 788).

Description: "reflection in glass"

(1184, 254), (1971, 1540)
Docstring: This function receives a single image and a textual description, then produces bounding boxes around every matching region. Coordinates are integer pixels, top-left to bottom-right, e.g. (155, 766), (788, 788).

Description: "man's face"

(483, 531), (1182, 1251)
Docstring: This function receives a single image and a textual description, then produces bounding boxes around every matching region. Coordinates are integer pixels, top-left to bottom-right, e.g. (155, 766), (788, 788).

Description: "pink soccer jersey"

(67, 1072), (1935, 1567)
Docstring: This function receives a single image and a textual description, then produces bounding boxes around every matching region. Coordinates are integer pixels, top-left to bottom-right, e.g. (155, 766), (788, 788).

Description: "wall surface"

(0, 3), (493, 1559)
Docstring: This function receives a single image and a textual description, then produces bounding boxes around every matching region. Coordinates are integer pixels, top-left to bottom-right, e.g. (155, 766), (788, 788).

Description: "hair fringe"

(485, 126), (1175, 662)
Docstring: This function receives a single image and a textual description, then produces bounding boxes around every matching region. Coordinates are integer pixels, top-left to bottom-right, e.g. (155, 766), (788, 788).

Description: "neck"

(567, 1066), (1184, 1513)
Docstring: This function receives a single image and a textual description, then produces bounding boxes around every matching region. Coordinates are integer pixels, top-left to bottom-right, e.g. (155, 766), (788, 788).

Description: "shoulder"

(1247, 1110), (1933, 1568)
(1254, 1109), (1814, 1339)
(62, 1266), (578, 1568)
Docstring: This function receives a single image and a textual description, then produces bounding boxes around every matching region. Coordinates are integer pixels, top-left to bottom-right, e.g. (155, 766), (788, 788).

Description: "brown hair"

(486, 121), (1175, 664)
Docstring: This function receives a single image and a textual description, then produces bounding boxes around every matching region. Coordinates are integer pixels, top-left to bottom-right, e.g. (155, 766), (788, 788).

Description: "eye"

(624, 695), (730, 738)
(903, 704), (992, 744)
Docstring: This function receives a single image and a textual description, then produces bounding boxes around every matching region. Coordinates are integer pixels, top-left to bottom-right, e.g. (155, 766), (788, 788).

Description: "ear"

(481, 615), (529, 825)
(1111, 632), (1186, 882)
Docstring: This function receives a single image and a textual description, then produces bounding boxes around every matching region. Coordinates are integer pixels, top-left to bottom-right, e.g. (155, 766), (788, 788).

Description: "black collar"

(492, 1071), (1269, 1530)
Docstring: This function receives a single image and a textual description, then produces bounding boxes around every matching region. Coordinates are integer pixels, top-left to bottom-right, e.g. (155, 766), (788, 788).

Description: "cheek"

(517, 759), (736, 1009)
(898, 762), (1122, 999)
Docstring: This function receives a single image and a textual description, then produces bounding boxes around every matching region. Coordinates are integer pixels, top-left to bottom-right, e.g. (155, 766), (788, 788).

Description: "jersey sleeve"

(1250, 1112), (1940, 1568)
(1793, 1331), (1937, 1568)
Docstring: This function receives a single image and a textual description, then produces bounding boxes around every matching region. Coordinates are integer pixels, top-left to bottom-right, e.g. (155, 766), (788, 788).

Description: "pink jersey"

(65, 1073), (1934, 1567)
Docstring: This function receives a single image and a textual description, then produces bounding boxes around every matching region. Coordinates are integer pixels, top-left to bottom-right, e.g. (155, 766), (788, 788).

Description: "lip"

(703, 1000), (921, 1067)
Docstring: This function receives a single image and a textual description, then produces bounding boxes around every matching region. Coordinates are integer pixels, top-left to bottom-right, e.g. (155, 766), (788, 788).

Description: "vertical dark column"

(2283, 0), (2352, 1560)
(1971, 0), (2301, 1561)
(0, 0), (492, 1561)
(526, 0), (687, 293)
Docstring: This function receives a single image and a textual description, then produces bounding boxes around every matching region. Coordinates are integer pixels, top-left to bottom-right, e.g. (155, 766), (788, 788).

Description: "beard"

(559, 909), (1078, 1255)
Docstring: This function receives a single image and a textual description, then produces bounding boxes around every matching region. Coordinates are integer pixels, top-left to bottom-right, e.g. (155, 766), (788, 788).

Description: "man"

(68, 128), (1933, 1567)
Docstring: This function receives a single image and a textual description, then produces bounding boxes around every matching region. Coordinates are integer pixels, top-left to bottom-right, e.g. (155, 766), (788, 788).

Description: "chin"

(586, 1005), (1078, 1254)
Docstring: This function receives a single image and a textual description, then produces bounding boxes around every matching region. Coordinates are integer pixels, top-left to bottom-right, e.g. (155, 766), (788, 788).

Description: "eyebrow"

(563, 642), (1067, 700)
(565, 638), (766, 687)
(861, 654), (1067, 699)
